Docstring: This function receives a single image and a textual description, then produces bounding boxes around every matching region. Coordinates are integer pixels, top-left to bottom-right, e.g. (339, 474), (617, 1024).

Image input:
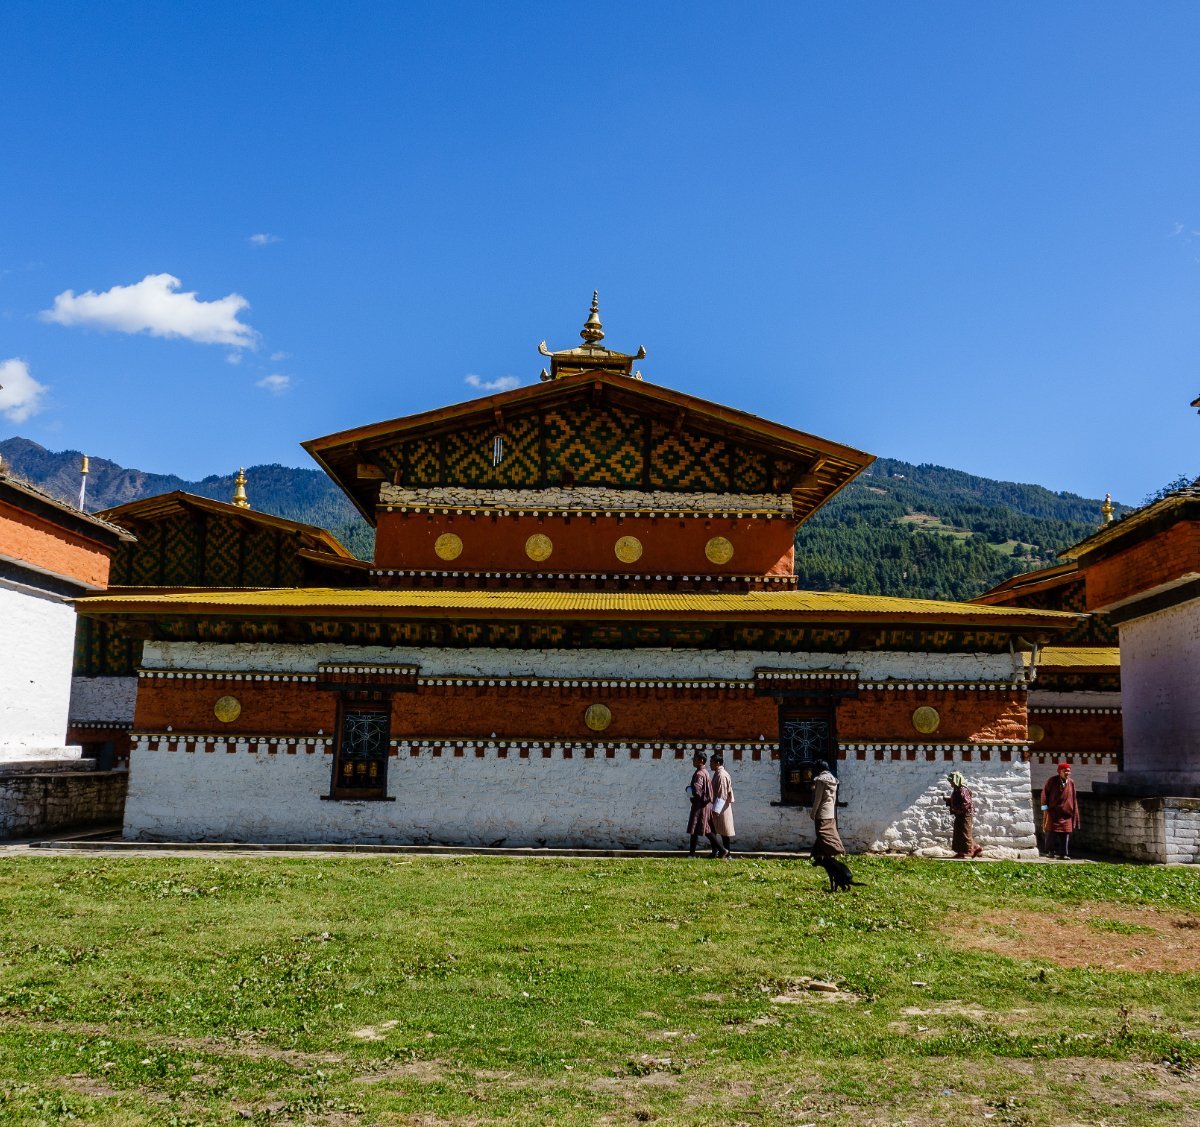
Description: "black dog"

(812, 854), (862, 892)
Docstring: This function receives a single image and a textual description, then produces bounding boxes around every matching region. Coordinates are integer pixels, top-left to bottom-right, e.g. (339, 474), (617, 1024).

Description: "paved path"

(0, 826), (1149, 863)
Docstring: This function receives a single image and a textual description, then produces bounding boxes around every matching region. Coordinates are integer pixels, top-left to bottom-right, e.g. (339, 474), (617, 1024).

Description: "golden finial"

(78, 454), (89, 509)
(232, 467), (250, 509)
(1101, 492), (1114, 524)
(580, 290), (604, 345)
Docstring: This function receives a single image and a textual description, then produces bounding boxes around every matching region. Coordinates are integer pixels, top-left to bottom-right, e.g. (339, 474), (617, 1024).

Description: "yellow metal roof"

(77, 586), (1081, 625)
(1026, 646), (1120, 669)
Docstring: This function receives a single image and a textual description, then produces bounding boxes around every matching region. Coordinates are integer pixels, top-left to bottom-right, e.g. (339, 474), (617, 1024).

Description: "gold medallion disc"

(614, 535), (643, 563)
(912, 706), (940, 734)
(584, 703), (612, 731)
(525, 533), (553, 562)
(214, 695), (242, 723)
(1028, 723), (1045, 743)
(434, 532), (463, 561)
(704, 536), (734, 564)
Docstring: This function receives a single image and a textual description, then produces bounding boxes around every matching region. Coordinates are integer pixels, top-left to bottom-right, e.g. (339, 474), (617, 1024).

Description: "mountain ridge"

(0, 436), (1128, 599)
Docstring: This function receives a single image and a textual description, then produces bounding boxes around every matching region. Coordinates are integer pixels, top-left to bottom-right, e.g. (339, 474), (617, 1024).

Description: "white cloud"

(225, 352), (243, 365)
(248, 233), (282, 246)
(256, 373), (291, 394)
(270, 351), (290, 362)
(41, 273), (257, 347)
(0, 358), (48, 423)
(465, 373), (520, 392)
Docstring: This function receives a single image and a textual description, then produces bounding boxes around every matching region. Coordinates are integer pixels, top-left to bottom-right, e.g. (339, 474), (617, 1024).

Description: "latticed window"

(779, 713), (834, 806)
(331, 705), (390, 799)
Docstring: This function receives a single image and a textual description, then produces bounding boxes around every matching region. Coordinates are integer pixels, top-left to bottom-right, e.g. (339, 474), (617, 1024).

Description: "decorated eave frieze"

(1030, 705), (1122, 715)
(370, 569), (797, 584)
(116, 617), (1035, 654)
(378, 484), (796, 519)
(135, 665), (1026, 695)
(129, 732), (1029, 765)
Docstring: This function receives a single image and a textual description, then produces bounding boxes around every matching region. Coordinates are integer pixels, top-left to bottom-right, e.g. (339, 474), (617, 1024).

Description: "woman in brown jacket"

(810, 760), (844, 859)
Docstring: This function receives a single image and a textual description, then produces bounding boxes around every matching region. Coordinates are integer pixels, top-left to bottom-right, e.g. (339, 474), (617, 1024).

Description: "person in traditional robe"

(1041, 762), (1080, 859)
(943, 771), (983, 859)
(710, 754), (735, 859)
(810, 760), (844, 859)
(686, 751), (721, 857)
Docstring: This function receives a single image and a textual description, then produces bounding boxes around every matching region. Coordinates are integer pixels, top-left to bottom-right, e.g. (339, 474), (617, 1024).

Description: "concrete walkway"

(0, 825), (1148, 862)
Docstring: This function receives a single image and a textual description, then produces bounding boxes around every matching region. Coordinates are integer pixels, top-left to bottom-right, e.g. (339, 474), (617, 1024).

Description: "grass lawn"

(0, 854), (1198, 1126)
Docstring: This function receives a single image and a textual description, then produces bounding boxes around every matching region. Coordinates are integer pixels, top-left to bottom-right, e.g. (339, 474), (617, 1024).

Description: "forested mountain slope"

(1, 439), (1127, 599)
(794, 457), (1127, 601)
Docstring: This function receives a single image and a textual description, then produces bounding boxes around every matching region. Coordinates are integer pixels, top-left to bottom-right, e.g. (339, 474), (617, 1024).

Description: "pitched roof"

(972, 562), (1080, 605)
(1062, 478), (1200, 563)
(302, 369), (874, 524)
(98, 491), (355, 559)
(0, 470), (135, 546)
(76, 586), (1081, 630)
(1024, 646), (1119, 671)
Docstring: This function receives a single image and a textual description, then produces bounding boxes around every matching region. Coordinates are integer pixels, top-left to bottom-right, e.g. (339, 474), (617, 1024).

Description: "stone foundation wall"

(0, 768), (127, 839)
(1077, 793), (1200, 864)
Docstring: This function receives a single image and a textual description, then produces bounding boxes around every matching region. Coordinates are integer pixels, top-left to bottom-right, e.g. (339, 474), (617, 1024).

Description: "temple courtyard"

(0, 851), (1197, 1126)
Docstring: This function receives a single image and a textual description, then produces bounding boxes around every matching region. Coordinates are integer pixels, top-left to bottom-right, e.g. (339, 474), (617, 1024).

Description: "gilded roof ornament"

(581, 290), (604, 344)
(537, 292), (647, 381)
(1100, 492), (1114, 525)
(232, 467), (250, 509)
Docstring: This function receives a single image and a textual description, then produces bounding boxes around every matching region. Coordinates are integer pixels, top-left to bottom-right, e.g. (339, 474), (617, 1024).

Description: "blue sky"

(1, 1), (1197, 502)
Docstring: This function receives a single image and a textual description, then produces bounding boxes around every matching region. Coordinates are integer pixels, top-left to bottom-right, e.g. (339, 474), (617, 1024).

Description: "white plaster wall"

(1119, 598), (1200, 777)
(1027, 753), (1116, 793)
(69, 677), (137, 724)
(123, 738), (1036, 857)
(140, 642), (1018, 684)
(0, 583), (77, 754)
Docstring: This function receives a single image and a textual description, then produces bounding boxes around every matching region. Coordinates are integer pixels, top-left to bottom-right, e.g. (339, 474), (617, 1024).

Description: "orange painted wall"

(1084, 520), (1200, 610)
(135, 680), (339, 736)
(134, 679), (1028, 746)
(835, 690), (1027, 743)
(374, 511), (796, 577)
(1029, 712), (1122, 757)
(0, 499), (114, 587)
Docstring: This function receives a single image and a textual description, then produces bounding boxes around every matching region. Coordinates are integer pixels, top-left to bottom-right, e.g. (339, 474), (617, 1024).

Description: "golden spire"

(580, 290), (604, 345)
(1101, 492), (1114, 524)
(232, 467), (250, 509)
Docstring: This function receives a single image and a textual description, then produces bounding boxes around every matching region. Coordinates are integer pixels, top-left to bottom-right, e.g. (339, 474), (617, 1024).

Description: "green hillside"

(794, 457), (1128, 601)
(0, 439), (1130, 599)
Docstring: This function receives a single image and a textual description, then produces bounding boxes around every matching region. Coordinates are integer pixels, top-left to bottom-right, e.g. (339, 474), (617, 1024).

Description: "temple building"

(0, 460), (132, 836)
(77, 298), (1079, 854)
(68, 484), (365, 766)
(978, 461), (1200, 863)
(973, 561), (1121, 794)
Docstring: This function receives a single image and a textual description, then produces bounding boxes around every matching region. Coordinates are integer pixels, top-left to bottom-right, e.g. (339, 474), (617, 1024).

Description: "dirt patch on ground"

(944, 904), (1200, 972)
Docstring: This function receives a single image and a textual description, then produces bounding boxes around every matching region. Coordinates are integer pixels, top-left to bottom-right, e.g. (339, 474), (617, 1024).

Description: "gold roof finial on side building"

(232, 467), (250, 509)
(580, 290), (604, 345)
(1101, 492), (1114, 524)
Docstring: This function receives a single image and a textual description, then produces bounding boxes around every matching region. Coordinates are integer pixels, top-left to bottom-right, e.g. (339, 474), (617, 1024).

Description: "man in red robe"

(1041, 762), (1080, 860)
(686, 751), (721, 858)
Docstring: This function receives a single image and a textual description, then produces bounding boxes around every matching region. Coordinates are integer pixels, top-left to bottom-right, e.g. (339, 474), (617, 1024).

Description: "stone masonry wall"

(1077, 794), (1200, 864)
(0, 769), (127, 839)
